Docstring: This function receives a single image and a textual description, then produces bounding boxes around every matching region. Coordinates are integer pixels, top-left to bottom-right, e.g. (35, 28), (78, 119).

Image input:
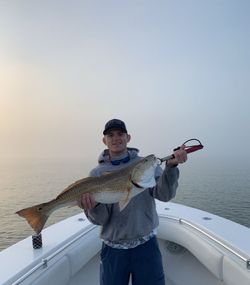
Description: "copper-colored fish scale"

(55, 167), (131, 203)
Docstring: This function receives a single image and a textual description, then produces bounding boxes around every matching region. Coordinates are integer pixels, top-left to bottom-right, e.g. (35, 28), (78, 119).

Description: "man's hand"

(167, 145), (188, 166)
(77, 193), (97, 210)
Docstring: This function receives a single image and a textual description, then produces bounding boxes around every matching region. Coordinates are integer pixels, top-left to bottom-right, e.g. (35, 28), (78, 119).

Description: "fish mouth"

(147, 155), (157, 165)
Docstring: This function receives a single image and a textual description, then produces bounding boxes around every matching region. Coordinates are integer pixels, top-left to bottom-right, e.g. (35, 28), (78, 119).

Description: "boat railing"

(159, 213), (250, 270)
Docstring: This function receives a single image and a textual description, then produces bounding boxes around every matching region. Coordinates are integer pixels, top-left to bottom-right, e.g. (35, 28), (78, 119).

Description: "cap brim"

(103, 128), (127, 135)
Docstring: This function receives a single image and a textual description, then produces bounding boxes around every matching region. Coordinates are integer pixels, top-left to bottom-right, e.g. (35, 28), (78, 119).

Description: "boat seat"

(223, 256), (250, 285)
(158, 219), (224, 281)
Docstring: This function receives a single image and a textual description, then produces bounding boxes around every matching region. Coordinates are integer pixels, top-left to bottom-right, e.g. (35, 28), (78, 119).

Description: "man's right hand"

(77, 193), (97, 210)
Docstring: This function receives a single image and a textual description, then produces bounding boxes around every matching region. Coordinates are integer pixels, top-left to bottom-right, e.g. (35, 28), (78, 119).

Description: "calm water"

(0, 158), (250, 251)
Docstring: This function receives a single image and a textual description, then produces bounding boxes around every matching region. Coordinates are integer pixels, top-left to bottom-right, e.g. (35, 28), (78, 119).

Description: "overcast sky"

(0, 0), (249, 164)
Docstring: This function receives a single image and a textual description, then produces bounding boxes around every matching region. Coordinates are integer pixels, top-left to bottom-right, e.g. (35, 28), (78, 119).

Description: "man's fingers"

(89, 194), (97, 208)
(173, 145), (188, 164)
(79, 193), (97, 210)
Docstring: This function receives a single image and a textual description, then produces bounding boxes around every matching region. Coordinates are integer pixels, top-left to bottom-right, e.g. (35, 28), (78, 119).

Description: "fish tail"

(16, 202), (51, 234)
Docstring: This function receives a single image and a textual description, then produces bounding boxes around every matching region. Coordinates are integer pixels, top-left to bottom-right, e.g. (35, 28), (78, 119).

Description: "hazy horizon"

(1, 1), (250, 165)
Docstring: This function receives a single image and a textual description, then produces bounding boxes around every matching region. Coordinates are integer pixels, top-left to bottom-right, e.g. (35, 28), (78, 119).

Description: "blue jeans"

(100, 236), (165, 285)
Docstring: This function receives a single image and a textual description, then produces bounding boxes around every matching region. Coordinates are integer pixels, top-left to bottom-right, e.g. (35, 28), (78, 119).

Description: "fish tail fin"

(16, 202), (51, 234)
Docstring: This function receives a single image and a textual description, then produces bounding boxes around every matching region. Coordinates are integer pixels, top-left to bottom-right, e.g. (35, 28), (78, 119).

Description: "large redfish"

(16, 155), (157, 234)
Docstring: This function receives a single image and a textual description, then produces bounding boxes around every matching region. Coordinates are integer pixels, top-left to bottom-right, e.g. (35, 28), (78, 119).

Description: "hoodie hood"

(98, 147), (139, 164)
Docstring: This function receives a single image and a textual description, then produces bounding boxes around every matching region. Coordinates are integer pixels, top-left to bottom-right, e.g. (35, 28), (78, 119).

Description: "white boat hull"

(0, 202), (249, 285)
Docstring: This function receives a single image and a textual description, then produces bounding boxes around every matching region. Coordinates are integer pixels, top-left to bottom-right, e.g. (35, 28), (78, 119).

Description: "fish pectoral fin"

(119, 198), (131, 212)
(118, 187), (132, 211)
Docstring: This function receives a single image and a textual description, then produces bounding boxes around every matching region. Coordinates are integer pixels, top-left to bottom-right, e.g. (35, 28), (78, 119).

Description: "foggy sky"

(1, 0), (250, 164)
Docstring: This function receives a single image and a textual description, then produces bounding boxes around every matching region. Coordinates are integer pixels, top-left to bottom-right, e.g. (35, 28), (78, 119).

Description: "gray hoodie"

(85, 148), (179, 242)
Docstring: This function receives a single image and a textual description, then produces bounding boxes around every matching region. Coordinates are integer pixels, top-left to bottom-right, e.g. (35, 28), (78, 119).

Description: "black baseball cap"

(103, 119), (127, 135)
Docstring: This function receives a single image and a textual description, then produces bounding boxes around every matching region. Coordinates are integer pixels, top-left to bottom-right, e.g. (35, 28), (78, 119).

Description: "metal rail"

(159, 213), (250, 270)
(12, 224), (98, 285)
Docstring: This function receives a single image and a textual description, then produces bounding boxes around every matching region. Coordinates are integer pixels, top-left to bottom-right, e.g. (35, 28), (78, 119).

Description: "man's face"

(103, 129), (131, 156)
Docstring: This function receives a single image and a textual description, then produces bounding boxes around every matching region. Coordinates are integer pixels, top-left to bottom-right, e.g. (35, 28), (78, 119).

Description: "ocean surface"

(0, 157), (250, 252)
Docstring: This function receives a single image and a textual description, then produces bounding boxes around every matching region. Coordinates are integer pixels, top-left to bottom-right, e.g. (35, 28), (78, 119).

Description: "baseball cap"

(103, 119), (127, 135)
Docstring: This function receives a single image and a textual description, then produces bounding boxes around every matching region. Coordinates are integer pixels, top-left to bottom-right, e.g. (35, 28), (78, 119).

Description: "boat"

(0, 201), (249, 285)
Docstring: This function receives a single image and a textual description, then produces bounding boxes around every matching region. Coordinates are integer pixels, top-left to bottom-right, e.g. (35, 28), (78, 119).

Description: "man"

(78, 119), (187, 285)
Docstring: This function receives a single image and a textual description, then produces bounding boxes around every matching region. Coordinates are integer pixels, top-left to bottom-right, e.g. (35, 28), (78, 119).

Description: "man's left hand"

(167, 145), (187, 167)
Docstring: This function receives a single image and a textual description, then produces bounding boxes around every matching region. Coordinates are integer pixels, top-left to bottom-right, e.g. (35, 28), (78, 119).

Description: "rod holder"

(32, 233), (42, 249)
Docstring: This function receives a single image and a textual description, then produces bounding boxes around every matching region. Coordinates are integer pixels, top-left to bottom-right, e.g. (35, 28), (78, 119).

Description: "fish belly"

(93, 190), (124, 204)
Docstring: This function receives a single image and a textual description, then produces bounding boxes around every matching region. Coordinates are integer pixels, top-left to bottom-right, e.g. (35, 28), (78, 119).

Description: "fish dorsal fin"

(118, 186), (132, 211)
(56, 176), (95, 199)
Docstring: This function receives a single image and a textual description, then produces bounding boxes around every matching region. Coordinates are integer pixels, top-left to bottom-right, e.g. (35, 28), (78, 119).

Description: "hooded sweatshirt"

(85, 148), (179, 243)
